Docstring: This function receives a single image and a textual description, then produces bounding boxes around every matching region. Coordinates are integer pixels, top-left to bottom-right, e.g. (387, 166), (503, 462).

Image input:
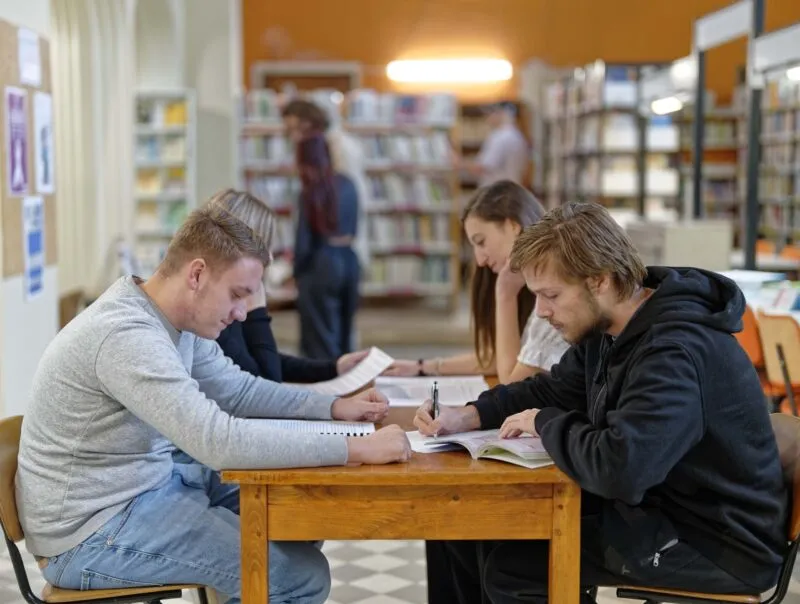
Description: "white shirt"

(518, 312), (570, 370)
(326, 128), (371, 271)
(477, 123), (529, 187)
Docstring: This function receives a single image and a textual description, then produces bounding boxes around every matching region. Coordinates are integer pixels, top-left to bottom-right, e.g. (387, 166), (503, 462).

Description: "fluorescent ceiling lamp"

(651, 96), (684, 115)
(386, 59), (513, 83)
(787, 65), (800, 81)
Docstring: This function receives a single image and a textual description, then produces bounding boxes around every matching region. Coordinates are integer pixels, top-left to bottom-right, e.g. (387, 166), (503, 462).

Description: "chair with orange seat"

(756, 310), (800, 415)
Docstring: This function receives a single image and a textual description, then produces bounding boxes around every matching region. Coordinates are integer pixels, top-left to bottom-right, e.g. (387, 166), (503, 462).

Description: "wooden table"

(222, 452), (581, 604)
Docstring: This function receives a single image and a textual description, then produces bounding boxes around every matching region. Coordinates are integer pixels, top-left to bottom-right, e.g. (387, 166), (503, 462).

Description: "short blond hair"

(160, 189), (273, 276)
(509, 202), (647, 299)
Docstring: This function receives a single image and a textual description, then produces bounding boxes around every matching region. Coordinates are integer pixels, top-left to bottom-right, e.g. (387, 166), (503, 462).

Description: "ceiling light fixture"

(386, 59), (513, 83)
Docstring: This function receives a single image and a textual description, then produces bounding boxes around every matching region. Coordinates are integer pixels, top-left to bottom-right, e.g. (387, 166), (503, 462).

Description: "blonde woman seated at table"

(387, 180), (569, 384)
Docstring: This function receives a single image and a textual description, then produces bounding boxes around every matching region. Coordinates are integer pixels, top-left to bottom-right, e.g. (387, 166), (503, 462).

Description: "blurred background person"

(294, 134), (361, 360)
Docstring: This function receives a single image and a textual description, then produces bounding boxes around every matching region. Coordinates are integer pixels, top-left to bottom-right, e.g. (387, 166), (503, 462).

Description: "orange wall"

(243, 0), (800, 103)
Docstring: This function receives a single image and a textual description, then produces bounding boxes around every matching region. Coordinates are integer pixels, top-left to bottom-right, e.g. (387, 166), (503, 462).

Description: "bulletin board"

(0, 18), (57, 279)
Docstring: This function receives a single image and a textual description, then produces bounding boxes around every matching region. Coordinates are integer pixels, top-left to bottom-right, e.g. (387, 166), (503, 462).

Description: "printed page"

(423, 429), (549, 461)
(258, 419), (375, 436)
(375, 375), (489, 407)
(290, 347), (395, 396)
(489, 436), (549, 460)
(420, 429), (498, 458)
(406, 430), (462, 454)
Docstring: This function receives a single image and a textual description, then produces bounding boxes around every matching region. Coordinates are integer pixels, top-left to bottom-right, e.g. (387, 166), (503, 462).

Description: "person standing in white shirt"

(463, 102), (529, 187)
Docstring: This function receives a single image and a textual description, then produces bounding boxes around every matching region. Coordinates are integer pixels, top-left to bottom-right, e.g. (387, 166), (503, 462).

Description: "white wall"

(0, 0), (56, 416)
(0, 0), (50, 35)
(185, 0), (239, 201)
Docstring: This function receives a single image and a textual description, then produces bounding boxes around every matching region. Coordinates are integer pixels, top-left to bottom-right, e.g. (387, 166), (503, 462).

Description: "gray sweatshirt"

(16, 276), (349, 557)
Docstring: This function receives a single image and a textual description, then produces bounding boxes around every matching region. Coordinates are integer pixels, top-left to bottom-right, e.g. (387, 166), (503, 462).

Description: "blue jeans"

(40, 461), (330, 604)
(296, 246), (360, 361)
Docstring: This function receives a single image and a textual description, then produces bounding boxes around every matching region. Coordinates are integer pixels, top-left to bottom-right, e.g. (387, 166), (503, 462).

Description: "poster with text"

(18, 28), (41, 87)
(5, 87), (29, 196)
(23, 196), (44, 300)
(34, 92), (55, 194)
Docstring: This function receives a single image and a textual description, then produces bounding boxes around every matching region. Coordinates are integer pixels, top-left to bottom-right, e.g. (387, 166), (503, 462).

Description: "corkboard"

(0, 18), (58, 278)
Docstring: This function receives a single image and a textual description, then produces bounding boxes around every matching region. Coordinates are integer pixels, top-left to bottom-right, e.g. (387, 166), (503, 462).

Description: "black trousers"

(427, 496), (761, 604)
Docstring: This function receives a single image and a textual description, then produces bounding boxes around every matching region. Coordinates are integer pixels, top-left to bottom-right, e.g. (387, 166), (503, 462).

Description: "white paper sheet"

(290, 347), (394, 396)
(375, 375), (489, 407)
(259, 419), (375, 436)
(406, 430), (460, 454)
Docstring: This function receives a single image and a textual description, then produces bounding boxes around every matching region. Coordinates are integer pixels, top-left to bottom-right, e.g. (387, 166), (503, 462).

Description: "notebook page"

(290, 347), (395, 396)
(258, 419), (375, 436)
(375, 376), (489, 407)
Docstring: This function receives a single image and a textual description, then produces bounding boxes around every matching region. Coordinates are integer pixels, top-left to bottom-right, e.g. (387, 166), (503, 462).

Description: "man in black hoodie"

(414, 202), (788, 604)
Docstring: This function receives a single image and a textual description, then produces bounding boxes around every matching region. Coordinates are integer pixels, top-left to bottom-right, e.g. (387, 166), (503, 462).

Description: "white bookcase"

(132, 89), (196, 277)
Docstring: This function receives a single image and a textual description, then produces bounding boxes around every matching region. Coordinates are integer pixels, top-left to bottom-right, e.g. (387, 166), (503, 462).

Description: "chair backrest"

(757, 310), (800, 389)
(0, 415), (25, 542)
(771, 413), (800, 542)
(735, 305), (765, 369)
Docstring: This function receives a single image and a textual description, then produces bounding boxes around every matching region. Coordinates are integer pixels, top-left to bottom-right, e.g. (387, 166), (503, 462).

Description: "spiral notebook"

(258, 419), (375, 437)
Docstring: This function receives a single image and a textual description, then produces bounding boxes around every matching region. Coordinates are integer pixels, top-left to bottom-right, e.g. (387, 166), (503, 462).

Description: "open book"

(258, 419), (375, 437)
(288, 347), (395, 396)
(417, 429), (553, 470)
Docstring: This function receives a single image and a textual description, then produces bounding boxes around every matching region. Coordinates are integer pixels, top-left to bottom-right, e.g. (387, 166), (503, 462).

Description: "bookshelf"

(756, 77), (800, 249)
(543, 62), (680, 223)
(674, 105), (744, 243)
(133, 90), (196, 277)
(239, 89), (462, 309)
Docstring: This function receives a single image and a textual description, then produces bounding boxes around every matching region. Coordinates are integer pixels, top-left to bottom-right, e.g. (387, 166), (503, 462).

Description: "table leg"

(240, 484), (268, 604)
(549, 482), (581, 604)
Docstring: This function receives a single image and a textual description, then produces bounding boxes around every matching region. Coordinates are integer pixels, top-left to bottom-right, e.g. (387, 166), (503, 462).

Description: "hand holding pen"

(431, 381), (439, 437)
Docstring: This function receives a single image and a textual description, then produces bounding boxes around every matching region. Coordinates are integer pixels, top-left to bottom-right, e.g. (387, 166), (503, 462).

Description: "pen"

(431, 380), (439, 436)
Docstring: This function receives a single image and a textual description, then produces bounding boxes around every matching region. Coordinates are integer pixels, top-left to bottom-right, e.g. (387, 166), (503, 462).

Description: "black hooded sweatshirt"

(472, 267), (787, 589)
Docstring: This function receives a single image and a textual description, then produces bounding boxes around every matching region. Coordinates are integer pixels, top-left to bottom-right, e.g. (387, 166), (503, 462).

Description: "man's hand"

(499, 409), (540, 439)
(495, 258), (526, 300)
(413, 400), (481, 437)
(331, 388), (389, 423)
(336, 349), (369, 375)
(346, 425), (412, 465)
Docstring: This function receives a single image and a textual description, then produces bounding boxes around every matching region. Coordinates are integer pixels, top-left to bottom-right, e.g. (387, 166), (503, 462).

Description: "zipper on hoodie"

(652, 538), (680, 567)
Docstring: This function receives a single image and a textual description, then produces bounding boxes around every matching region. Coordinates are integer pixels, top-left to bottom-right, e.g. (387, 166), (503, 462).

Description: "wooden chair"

(0, 415), (210, 604)
(756, 310), (800, 414)
(616, 413), (800, 604)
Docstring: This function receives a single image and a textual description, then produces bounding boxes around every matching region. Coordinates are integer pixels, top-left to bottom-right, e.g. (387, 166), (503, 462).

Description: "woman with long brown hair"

(388, 180), (567, 384)
(294, 133), (361, 360)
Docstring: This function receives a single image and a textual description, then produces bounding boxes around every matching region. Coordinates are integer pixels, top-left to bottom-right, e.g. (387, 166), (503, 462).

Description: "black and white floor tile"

(3, 539), (800, 604)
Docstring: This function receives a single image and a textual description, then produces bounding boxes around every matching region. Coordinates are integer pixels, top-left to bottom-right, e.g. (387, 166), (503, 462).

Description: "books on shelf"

(409, 429), (553, 470)
(346, 90), (457, 126)
(133, 91), (195, 277)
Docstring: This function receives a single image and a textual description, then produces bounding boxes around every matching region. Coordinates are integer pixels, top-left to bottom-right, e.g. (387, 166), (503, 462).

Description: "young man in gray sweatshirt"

(16, 192), (411, 604)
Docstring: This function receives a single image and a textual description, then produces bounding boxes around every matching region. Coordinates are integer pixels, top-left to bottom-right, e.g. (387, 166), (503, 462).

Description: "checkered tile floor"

(4, 539), (800, 604)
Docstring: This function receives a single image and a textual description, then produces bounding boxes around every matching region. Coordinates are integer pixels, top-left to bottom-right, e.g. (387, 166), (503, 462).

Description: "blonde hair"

(160, 189), (274, 276)
(509, 202), (647, 299)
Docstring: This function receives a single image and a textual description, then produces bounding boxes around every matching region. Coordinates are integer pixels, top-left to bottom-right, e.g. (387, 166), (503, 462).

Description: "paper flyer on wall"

(18, 28), (41, 87)
(23, 196), (45, 300)
(34, 92), (55, 194)
(6, 87), (29, 196)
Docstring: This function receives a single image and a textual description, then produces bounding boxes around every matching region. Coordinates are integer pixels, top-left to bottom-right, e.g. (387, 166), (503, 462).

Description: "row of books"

(136, 135), (187, 164)
(136, 98), (188, 127)
(367, 256), (452, 287)
(368, 174), (452, 207)
(358, 133), (452, 166)
(544, 62), (641, 119)
(347, 91), (457, 125)
(135, 167), (189, 196)
(243, 88), (458, 126)
(368, 215), (451, 249)
(135, 200), (190, 235)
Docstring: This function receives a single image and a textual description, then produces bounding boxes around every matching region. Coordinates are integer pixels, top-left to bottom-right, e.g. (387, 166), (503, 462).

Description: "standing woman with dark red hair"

(294, 133), (361, 360)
